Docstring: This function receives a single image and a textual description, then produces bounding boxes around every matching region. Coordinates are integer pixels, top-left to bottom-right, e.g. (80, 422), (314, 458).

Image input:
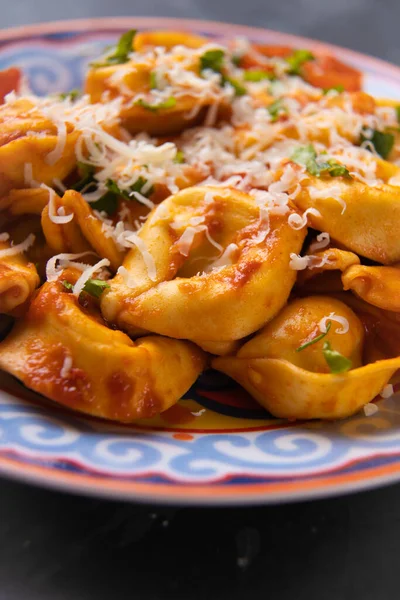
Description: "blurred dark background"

(3, 0), (400, 63)
(1, 2), (400, 599)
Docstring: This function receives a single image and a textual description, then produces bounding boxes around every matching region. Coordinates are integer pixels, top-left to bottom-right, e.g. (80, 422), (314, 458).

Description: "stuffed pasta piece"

(213, 296), (400, 420)
(85, 30), (242, 135)
(0, 270), (206, 422)
(0, 232), (39, 315)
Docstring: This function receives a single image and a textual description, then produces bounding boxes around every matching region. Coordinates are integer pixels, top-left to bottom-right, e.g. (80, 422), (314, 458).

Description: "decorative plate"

(1, 17), (400, 505)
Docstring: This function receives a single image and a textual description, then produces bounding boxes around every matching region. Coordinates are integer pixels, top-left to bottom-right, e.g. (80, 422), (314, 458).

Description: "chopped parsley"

(322, 85), (345, 95)
(72, 162), (96, 193)
(323, 341), (352, 374)
(291, 144), (351, 178)
(199, 48), (244, 96)
(82, 279), (110, 298)
(326, 160), (350, 177)
(296, 321), (331, 352)
(90, 29), (136, 68)
(224, 77), (246, 96)
(149, 71), (158, 90)
(174, 150), (185, 164)
(360, 127), (394, 159)
(91, 192), (119, 216)
(59, 89), (81, 101)
(286, 49), (315, 75)
(62, 278), (110, 298)
(71, 164), (152, 216)
(267, 98), (287, 122)
(396, 106), (400, 124)
(231, 54), (242, 67)
(136, 97), (177, 112)
(243, 70), (275, 82)
(106, 176), (154, 199)
(200, 49), (225, 73)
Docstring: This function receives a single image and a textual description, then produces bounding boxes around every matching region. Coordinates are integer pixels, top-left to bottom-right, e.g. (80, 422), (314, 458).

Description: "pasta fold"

(0, 275), (206, 421)
(213, 296), (399, 419)
(101, 186), (306, 343)
(0, 237), (39, 315)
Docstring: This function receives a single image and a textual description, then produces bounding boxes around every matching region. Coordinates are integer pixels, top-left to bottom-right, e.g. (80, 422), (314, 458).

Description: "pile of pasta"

(0, 29), (400, 422)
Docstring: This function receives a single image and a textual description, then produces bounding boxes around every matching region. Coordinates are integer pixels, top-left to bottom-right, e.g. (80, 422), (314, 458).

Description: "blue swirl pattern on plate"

(0, 25), (400, 496)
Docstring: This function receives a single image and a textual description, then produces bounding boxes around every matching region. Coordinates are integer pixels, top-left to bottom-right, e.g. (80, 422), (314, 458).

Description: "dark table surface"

(2, 1), (400, 599)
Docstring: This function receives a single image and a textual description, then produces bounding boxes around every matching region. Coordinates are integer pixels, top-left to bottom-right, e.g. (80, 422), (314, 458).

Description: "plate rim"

(1, 15), (400, 504)
(2, 450), (400, 505)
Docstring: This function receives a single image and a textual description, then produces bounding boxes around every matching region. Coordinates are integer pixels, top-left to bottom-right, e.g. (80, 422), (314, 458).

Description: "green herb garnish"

(286, 49), (315, 75)
(291, 144), (318, 169)
(90, 192), (118, 216)
(360, 127), (395, 159)
(200, 48), (245, 96)
(231, 54), (242, 67)
(323, 341), (352, 374)
(291, 145), (351, 178)
(90, 29), (136, 68)
(243, 70), (275, 82)
(174, 150), (185, 164)
(267, 98), (287, 122)
(62, 278), (110, 298)
(149, 71), (158, 90)
(59, 89), (81, 101)
(82, 279), (110, 298)
(72, 162), (96, 192)
(322, 85), (345, 95)
(136, 97), (177, 112)
(396, 106), (400, 124)
(325, 160), (350, 177)
(296, 321), (331, 352)
(71, 164), (153, 216)
(106, 176), (153, 199)
(224, 77), (246, 96)
(200, 49), (225, 73)
(72, 163), (119, 215)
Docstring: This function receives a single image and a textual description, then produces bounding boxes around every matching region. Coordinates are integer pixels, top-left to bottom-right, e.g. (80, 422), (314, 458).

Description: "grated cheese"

(204, 243), (239, 272)
(175, 225), (206, 257)
(318, 313), (349, 334)
(117, 265), (136, 288)
(380, 384), (394, 399)
(123, 233), (157, 281)
(191, 408), (206, 417)
(288, 208), (322, 230)
(289, 252), (334, 271)
(363, 403), (378, 417)
(40, 183), (74, 224)
(0, 234), (35, 258)
(72, 258), (110, 297)
(309, 232), (330, 252)
(23, 163), (40, 188)
(289, 253), (310, 271)
(60, 355), (73, 378)
(309, 185), (347, 215)
(45, 118), (67, 165)
(45, 251), (97, 282)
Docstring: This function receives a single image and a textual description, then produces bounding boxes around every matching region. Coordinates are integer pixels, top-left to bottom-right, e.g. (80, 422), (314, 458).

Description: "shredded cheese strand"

(73, 258), (111, 297)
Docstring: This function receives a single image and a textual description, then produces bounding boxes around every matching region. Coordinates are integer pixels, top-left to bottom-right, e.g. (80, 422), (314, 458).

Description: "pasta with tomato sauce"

(0, 29), (399, 422)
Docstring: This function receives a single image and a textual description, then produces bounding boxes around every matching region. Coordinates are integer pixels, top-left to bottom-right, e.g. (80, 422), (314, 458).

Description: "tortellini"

(85, 31), (230, 135)
(213, 297), (400, 419)
(0, 236), (39, 315)
(0, 29), (399, 424)
(0, 275), (206, 421)
(0, 99), (79, 195)
(101, 186), (306, 346)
